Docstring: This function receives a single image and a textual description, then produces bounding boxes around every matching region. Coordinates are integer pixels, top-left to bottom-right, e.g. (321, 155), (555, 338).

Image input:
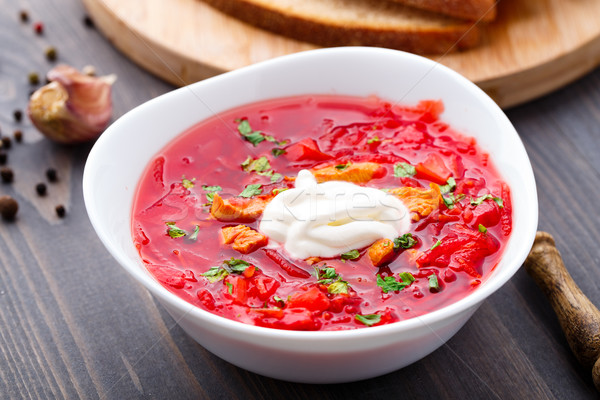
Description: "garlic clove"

(28, 64), (116, 144)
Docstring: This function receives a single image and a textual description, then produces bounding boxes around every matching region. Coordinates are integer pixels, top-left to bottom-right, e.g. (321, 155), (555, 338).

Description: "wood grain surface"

(80, 0), (600, 109)
(2, 0), (600, 399)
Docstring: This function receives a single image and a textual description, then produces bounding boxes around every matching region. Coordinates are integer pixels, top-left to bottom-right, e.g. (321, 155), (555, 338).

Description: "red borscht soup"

(131, 95), (512, 331)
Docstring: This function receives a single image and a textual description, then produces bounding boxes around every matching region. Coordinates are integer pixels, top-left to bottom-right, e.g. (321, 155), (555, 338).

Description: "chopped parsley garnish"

(272, 187), (288, 195)
(376, 273), (414, 293)
(314, 265), (349, 294)
(328, 280), (349, 294)
(165, 222), (187, 238)
(236, 119), (266, 146)
(431, 240), (441, 250)
(428, 274), (440, 292)
(367, 136), (380, 144)
(315, 266), (339, 284)
(439, 177), (456, 194)
(201, 258), (252, 283)
(393, 233), (417, 250)
(241, 156), (283, 183)
(241, 156), (270, 173)
(355, 314), (381, 326)
(335, 163), (351, 171)
(393, 162), (416, 178)
(202, 266), (230, 283)
(478, 224), (487, 233)
(442, 192), (465, 209)
(189, 225), (200, 241)
(239, 184), (262, 198)
(202, 185), (222, 203)
(471, 194), (504, 208)
(226, 282), (234, 294)
(181, 176), (195, 189)
(272, 148), (286, 157)
(236, 119), (288, 147)
(340, 249), (360, 260)
(223, 257), (250, 273)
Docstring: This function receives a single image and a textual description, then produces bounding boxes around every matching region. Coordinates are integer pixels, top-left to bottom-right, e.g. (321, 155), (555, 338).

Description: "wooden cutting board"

(82, 0), (600, 108)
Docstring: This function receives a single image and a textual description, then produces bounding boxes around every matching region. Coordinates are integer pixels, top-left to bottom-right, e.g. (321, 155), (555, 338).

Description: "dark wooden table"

(2, 1), (600, 399)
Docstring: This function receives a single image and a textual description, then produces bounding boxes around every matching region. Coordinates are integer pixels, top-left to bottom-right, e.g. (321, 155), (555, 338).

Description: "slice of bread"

(199, 0), (482, 54)
(388, 0), (497, 21)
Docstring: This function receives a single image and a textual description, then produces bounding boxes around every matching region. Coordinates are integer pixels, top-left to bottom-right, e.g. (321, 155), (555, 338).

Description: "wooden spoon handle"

(524, 231), (600, 389)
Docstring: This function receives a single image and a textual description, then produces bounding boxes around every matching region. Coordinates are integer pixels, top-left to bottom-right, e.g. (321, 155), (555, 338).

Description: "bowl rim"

(84, 46), (538, 343)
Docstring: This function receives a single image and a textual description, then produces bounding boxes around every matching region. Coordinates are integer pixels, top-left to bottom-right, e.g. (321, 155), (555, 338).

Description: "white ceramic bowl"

(83, 47), (538, 383)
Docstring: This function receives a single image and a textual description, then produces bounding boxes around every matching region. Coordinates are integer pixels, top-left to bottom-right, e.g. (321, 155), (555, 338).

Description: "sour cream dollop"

(259, 170), (410, 259)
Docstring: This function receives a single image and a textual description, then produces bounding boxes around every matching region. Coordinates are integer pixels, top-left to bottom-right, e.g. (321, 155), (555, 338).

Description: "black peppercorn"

(0, 196), (18, 221)
(45, 47), (57, 62)
(13, 130), (23, 143)
(46, 168), (58, 182)
(55, 204), (66, 218)
(1, 167), (14, 183)
(83, 15), (95, 28)
(35, 183), (47, 196)
(19, 10), (29, 23)
(2, 137), (12, 150)
(28, 72), (39, 85)
(0, 152), (7, 165)
(13, 110), (23, 122)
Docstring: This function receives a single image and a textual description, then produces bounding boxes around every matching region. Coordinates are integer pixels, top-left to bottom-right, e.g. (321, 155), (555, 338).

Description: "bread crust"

(388, 0), (497, 21)
(200, 0), (481, 54)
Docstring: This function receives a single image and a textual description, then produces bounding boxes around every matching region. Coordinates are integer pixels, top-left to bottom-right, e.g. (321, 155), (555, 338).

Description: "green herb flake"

(355, 314), (381, 327)
(367, 136), (380, 144)
(202, 185), (222, 203)
(393, 233), (417, 250)
(328, 280), (349, 294)
(315, 266), (339, 284)
(165, 222), (187, 238)
(398, 272), (415, 285)
(224, 258), (250, 273)
(236, 119), (265, 146)
(201, 266), (229, 283)
(270, 173), (283, 183)
(442, 192), (465, 209)
(189, 225), (200, 241)
(478, 224), (487, 234)
(226, 281), (234, 295)
(335, 163), (351, 171)
(340, 249), (360, 260)
(471, 194), (504, 208)
(272, 148), (286, 157)
(181, 176), (195, 189)
(439, 177), (456, 194)
(242, 156), (271, 173)
(377, 274), (411, 293)
(428, 274), (440, 292)
(393, 162), (416, 178)
(431, 240), (441, 250)
(239, 184), (262, 198)
(272, 187), (288, 195)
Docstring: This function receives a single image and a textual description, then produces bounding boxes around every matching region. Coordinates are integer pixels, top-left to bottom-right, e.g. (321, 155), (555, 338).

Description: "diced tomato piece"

(471, 199), (501, 228)
(251, 275), (280, 301)
(224, 275), (248, 305)
(417, 100), (444, 123)
(287, 286), (331, 313)
(146, 264), (186, 289)
(415, 153), (452, 184)
(284, 138), (333, 162)
(251, 308), (284, 319)
(263, 249), (311, 278)
(500, 183), (512, 236)
(243, 265), (256, 278)
(416, 225), (499, 277)
(257, 308), (320, 331)
(197, 289), (216, 310)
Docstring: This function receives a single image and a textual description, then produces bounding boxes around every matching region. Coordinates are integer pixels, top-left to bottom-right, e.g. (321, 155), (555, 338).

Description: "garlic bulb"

(28, 65), (117, 144)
